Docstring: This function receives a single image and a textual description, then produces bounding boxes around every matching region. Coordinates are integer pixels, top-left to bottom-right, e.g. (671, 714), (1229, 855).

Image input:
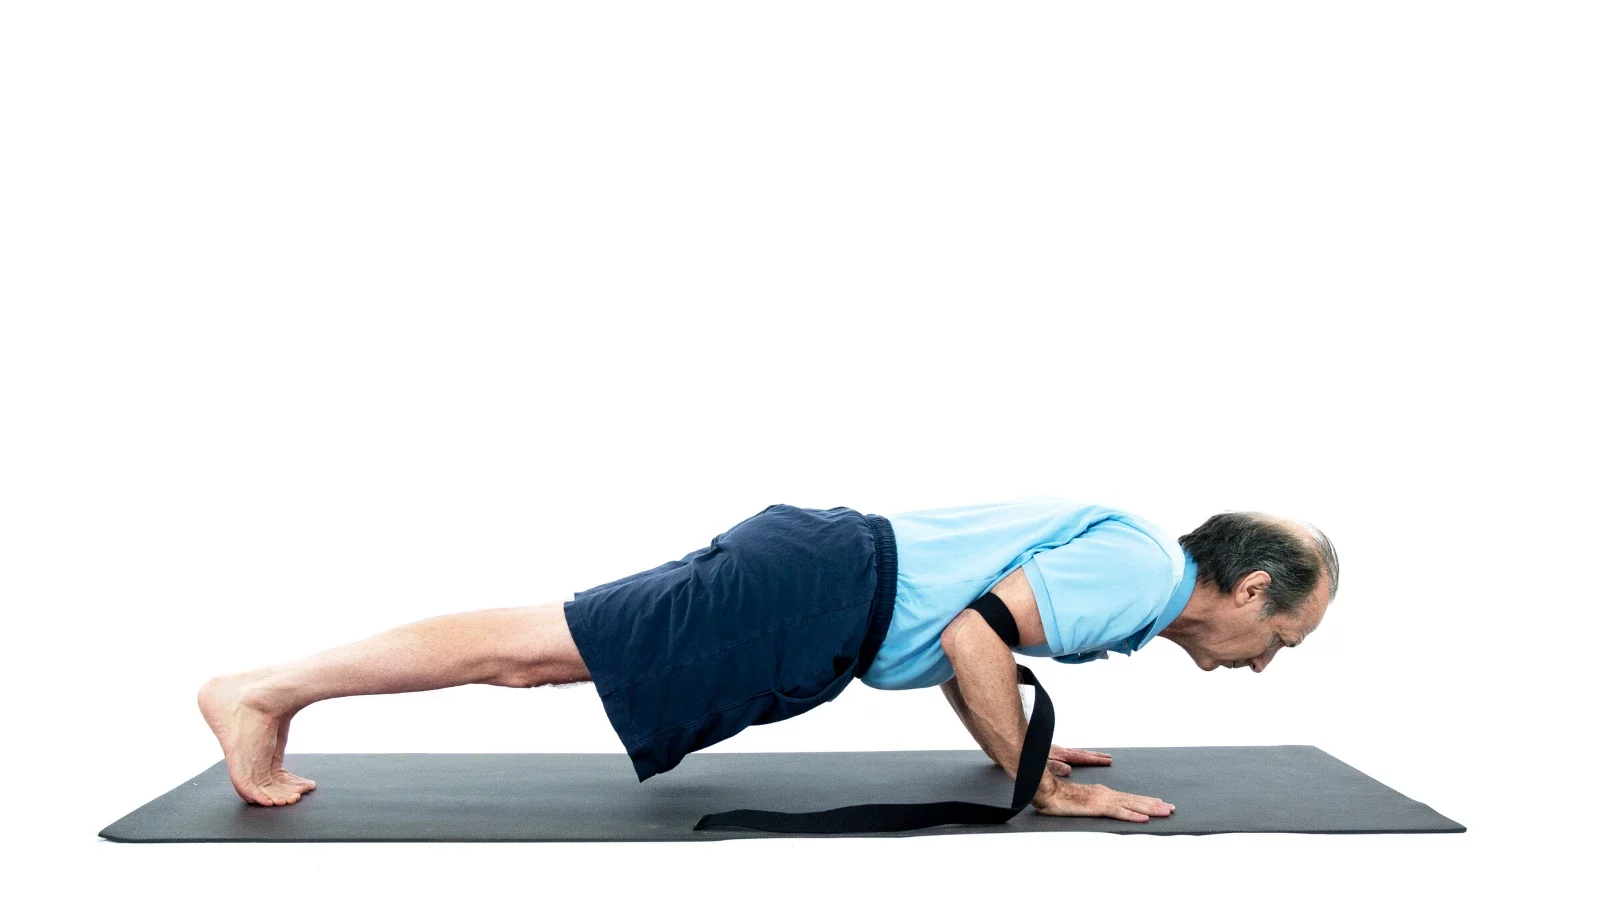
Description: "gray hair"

(1178, 511), (1339, 618)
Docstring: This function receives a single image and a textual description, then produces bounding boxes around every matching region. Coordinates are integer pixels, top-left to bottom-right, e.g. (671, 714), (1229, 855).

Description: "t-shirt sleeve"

(1020, 519), (1175, 659)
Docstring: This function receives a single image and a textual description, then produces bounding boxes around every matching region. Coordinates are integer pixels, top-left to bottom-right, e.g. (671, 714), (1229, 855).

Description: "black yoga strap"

(693, 591), (1054, 834)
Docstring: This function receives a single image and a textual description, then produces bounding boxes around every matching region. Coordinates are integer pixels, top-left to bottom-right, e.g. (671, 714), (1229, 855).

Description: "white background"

(3, 1), (1594, 897)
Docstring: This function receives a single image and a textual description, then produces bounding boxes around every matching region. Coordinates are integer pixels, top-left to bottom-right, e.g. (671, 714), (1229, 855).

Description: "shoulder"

(1053, 517), (1179, 629)
(1080, 517), (1176, 579)
(1086, 513), (1184, 590)
(1030, 516), (1177, 658)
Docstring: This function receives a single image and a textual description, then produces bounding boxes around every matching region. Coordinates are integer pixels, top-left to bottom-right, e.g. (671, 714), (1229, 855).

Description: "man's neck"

(1157, 586), (1216, 651)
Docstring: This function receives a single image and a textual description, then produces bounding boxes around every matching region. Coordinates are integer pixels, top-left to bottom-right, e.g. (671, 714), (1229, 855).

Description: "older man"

(198, 498), (1337, 826)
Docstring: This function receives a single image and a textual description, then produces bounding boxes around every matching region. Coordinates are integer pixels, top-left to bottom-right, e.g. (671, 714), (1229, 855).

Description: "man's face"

(1189, 571), (1332, 673)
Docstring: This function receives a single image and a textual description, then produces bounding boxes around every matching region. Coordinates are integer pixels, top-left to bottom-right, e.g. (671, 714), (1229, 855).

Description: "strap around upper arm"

(965, 591), (1021, 647)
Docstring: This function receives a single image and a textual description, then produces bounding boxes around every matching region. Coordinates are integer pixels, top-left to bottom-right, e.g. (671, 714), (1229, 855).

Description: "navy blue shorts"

(563, 503), (898, 782)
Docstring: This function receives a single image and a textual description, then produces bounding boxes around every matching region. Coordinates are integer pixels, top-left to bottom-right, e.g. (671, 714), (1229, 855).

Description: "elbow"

(940, 608), (981, 660)
(939, 613), (964, 659)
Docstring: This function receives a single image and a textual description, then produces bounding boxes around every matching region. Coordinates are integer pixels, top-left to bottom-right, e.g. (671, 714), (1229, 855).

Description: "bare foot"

(197, 671), (315, 805)
(271, 715), (316, 793)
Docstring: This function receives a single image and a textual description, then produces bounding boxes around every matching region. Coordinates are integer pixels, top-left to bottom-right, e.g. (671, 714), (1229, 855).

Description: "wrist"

(1030, 771), (1067, 808)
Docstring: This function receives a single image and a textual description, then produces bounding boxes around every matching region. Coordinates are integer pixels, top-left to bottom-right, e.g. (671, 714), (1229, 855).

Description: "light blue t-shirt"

(859, 498), (1200, 691)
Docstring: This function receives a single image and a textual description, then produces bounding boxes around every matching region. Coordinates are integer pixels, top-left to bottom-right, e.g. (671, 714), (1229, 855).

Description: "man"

(198, 497), (1338, 825)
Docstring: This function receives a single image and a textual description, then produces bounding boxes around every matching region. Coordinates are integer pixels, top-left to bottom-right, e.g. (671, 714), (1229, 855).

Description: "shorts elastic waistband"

(855, 513), (898, 678)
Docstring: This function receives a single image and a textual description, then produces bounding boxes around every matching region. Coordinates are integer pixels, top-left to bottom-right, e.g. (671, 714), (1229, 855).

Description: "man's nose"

(1251, 645), (1283, 673)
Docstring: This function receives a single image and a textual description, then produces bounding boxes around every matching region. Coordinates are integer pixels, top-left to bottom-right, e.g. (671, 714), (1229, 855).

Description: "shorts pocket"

(767, 659), (856, 716)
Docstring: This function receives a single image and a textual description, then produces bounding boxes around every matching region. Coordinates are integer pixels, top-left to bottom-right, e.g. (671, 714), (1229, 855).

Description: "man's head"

(1159, 511), (1339, 673)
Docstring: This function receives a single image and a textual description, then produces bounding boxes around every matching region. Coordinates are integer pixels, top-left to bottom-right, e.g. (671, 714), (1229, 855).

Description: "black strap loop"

(693, 591), (1053, 834)
(965, 588), (1021, 647)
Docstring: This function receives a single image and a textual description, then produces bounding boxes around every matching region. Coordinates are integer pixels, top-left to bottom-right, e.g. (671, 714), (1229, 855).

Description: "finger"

(1049, 761), (1073, 776)
(1125, 795), (1175, 814)
(1113, 796), (1169, 817)
(1108, 806), (1150, 822)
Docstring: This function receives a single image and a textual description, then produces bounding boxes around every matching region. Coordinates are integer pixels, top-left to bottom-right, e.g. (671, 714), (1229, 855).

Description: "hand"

(1047, 744), (1111, 777)
(992, 744), (1113, 777)
(1033, 780), (1175, 823)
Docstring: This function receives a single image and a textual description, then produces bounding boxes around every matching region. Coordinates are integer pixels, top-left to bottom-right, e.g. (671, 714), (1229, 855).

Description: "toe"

(253, 782), (302, 806)
(273, 770), (316, 791)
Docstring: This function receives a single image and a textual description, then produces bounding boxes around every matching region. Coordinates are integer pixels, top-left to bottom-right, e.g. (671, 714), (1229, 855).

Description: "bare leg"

(197, 602), (590, 805)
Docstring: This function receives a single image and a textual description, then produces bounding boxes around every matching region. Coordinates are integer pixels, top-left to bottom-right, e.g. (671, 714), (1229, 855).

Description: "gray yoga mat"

(99, 745), (1464, 842)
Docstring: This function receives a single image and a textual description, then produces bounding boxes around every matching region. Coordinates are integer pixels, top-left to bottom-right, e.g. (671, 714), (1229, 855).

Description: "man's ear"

(1236, 571), (1272, 608)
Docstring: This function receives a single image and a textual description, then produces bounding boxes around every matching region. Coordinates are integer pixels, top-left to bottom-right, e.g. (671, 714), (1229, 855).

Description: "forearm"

(940, 679), (1002, 766)
(944, 618), (1067, 806)
(934, 675), (1011, 768)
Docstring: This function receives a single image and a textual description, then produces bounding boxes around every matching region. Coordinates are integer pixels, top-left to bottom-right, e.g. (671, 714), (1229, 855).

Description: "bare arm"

(940, 677), (1002, 766)
(940, 607), (1068, 809)
(939, 568), (1176, 823)
(940, 567), (1057, 771)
